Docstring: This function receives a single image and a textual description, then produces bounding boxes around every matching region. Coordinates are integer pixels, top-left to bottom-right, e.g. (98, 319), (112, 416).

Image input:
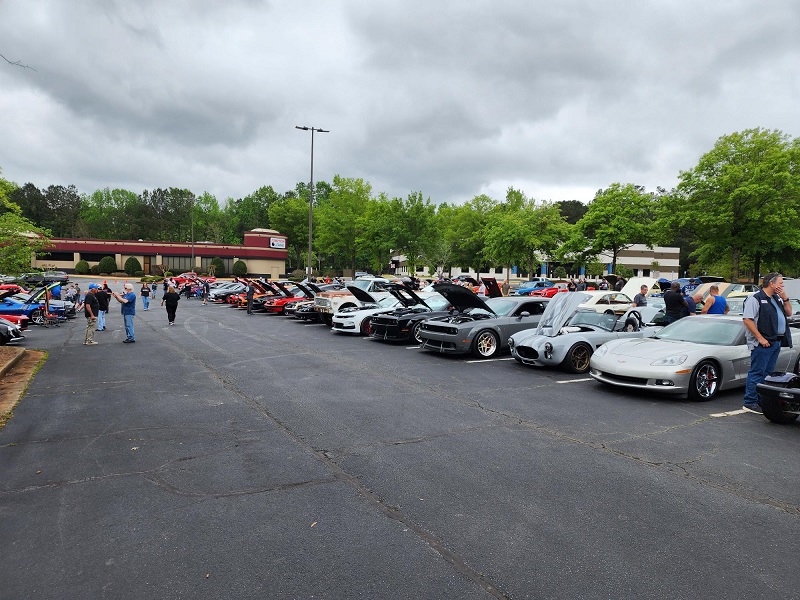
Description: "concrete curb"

(0, 347), (26, 378)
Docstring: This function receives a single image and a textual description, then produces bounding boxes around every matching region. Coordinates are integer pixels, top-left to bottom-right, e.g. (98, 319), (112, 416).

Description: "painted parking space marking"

(710, 409), (748, 418)
(556, 378), (592, 384)
(465, 357), (515, 364)
(406, 346), (420, 349)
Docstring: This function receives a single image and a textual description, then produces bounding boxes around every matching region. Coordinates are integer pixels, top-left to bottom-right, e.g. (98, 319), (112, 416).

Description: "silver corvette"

(589, 315), (798, 401)
(508, 292), (664, 373)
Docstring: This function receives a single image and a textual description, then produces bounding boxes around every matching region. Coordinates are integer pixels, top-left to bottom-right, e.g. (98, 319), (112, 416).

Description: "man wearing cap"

(112, 283), (137, 343)
(79, 285), (100, 345)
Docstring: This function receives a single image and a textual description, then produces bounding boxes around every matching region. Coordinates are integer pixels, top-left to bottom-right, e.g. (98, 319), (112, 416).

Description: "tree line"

(2, 127), (800, 281)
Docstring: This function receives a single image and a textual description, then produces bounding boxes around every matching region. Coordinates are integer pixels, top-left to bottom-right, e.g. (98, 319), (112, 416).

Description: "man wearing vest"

(742, 272), (793, 413)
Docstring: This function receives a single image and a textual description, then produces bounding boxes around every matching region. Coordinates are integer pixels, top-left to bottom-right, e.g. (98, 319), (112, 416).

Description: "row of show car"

(208, 275), (800, 425)
(0, 281), (79, 346)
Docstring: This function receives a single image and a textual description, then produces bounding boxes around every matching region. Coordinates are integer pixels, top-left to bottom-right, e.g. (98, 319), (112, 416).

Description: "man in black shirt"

(95, 285), (110, 331)
(663, 281), (688, 324)
(79, 284), (100, 345)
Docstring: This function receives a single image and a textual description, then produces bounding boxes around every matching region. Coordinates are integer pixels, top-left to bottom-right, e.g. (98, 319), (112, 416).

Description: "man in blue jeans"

(742, 273), (793, 413)
(112, 283), (138, 343)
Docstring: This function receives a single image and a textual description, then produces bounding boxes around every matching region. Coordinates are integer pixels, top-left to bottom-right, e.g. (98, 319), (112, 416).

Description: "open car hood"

(346, 284), (377, 304)
(293, 283), (315, 298)
(482, 277), (502, 298)
(272, 281), (296, 298)
(533, 291), (592, 336)
(387, 283), (430, 309)
(432, 282), (495, 314)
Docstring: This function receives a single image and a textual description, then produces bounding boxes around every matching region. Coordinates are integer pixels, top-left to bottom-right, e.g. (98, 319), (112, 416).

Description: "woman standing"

(140, 283), (151, 310)
(161, 285), (181, 326)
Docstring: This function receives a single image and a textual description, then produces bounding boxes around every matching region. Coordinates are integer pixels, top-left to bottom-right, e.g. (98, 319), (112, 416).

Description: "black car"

(20, 271), (70, 285)
(369, 289), (452, 343)
(757, 373), (800, 424)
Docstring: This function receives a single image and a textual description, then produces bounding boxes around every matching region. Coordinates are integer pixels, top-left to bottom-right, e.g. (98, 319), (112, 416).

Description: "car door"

(504, 301), (547, 337)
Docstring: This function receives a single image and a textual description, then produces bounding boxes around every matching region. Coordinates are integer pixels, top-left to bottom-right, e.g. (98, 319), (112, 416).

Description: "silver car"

(509, 292), (664, 373)
(418, 282), (549, 359)
(589, 315), (798, 401)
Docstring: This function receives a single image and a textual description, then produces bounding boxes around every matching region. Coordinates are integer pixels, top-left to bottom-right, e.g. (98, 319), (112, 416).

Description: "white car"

(332, 295), (401, 335)
(578, 290), (635, 315)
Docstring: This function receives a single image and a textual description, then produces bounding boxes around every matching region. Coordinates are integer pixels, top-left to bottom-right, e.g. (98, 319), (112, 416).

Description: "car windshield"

(568, 311), (617, 331)
(653, 318), (743, 346)
(477, 298), (517, 316)
(377, 296), (399, 308)
(425, 295), (450, 311)
(349, 280), (379, 291)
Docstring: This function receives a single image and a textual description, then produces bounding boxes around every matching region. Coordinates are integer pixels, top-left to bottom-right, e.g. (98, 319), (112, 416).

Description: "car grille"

(421, 323), (458, 335)
(315, 298), (330, 308)
(515, 346), (538, 360)
(421, 339), (457, 351)
(598, 372), (649, 386)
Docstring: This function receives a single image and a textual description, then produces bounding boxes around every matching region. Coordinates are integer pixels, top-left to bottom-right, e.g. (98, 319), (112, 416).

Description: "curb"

(0, 347), (26, 378)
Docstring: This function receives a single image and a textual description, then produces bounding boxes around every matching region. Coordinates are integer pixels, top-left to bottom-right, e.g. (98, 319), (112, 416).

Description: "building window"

(80, 252), (113, 262)
(44, 251), (75, 261)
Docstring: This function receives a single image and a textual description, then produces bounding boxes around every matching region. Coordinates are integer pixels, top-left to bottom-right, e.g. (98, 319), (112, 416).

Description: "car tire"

(360, 318), (372, 336)
(411, 321), (423, 344)
(30, 309), (45, 325)
(322, 314), (333, 326)
(761, 397), (799, 424)
(472, 330), (499, 359)
(562, 343), (592, 374)
(688, 359), (719, 401)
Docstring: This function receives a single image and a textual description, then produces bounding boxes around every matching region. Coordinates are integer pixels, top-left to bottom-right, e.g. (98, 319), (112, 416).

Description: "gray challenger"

(418, 282), (549, 359)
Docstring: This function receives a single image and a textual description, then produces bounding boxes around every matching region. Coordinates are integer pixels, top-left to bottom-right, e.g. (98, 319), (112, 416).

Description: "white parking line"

(465, 357), (515, 363)
(710, 409), (748, 418)
(556, 378), (592, 384)
(406, 346), (420, 349)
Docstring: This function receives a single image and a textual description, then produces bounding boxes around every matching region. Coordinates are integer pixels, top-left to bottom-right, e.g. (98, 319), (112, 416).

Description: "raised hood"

(620, 277), (659, 299)
(387, 284), (430, 308)
(533, 291), (592, 336)
(293, 283), (315, 298)
(482, 277), (503, 298)
(432, 282), (495, 314)
(346, 284), (377, 304)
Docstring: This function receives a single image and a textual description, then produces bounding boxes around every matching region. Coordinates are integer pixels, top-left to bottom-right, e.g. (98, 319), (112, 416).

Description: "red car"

(530, 283), (570, 298)
(0, 313), (29, 330)
(260, 282), (313, 314)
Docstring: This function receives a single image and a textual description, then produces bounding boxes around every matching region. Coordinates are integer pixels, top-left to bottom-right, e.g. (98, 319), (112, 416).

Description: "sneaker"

(742, 404), (763, 414)
(85, 341), (98, 345)
(123, 339), (136, 343)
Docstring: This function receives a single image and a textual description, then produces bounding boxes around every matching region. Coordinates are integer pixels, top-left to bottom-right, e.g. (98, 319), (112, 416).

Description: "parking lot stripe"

(556, 378), (592, 383)
(710, 409), (748, 418)
(465, 357), (515, 363)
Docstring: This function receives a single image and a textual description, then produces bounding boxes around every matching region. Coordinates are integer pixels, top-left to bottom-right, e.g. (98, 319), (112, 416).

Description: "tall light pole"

(295, 125), (329, 279)
(190, 195), (196, 274)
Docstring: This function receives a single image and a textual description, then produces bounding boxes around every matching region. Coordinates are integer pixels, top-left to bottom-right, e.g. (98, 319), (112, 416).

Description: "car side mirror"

(517, 311), (531, 319)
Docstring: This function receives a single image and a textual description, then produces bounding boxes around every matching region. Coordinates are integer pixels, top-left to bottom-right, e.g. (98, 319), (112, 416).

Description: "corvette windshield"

(654, 318), (743, 346)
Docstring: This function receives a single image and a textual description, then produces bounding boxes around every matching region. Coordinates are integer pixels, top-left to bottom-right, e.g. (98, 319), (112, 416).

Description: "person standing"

(663, 281), (688, 324)
(202, 279), (210, 305)
(112, 283), (137, 343)
(140, 283), (151, 310)
(742, 273), (793, 413)
(701, 285), (729, 314)
(245, 282), (254, 315)
(632, 285), (648, 307)
(161, 285), (181, 326)
(501, 279), (510, 296)
(151, 281), (158, 300)
(576, 277), (587, 291)
(95, 284), (110, 331)
(78, 284), (100, 345)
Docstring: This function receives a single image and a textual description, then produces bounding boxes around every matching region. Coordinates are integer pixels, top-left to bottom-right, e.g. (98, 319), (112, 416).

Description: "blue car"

(510, 280), (555, 296)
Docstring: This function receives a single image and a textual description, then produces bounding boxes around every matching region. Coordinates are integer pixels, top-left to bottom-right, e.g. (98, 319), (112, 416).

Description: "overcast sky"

(1, 1), (799, 206)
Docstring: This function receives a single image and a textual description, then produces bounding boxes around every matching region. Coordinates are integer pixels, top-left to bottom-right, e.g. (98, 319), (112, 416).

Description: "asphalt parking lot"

(2, 285), (800, 600)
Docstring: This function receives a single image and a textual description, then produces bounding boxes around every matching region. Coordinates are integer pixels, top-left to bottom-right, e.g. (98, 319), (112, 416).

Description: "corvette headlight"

(594, 344), (608, 358)
(651, 354), (688, 366)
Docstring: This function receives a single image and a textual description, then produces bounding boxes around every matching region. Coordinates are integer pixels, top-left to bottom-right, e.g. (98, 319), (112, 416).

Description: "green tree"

(664, 128), (800, 281)
(315, 176), (372, 275)
(268, 195), (310, 270)
(556, 199), (588, 224)
(124, 256), (142, 275)
(232, 259), (248, 276)
(98, 256), (117, 274)
(442, 194), (498, 273)
(565, 183), (654, 273)
(356, 194), (398, 275)
(0, 172), (51, 274)
(392, 192), (436, 273)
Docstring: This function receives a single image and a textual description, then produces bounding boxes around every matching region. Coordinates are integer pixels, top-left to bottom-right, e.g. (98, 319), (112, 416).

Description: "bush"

(553, 266), (567, 279)
(164, 271), (173, 277)
(232, 260), (248, 277)
(75, 260), (90, 275)
(134, 270), (145, 277)
(98, 256), (117, 274)
(124, 256), (142, 275)
(210, 257), (226, 278)
(90, 264), (100, 275)
(289, 269), (306, 282)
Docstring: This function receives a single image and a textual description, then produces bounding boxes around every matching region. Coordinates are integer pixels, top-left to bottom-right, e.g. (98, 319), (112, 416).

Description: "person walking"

(95, 284), (110, 331)
(701, 284), (729, 314)
(161, 285), (181, 326)
(742, 273), (793, 413)
(140, 283), (151, 310)
(78, 284), (100, 345)
(112, 283), (137, 343)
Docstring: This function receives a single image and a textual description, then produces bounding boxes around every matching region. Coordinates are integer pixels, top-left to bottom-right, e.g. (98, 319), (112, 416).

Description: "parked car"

(369, 292), (452, 343)
(20, 271), (70, 285)
(589, 315), (799, 401)
(508, 291), (664, 373)
(576, 291), (635, 315)
(509, 280), (554, 296)
(0, 317), (24, 345)
(756, 373), (800, 424)
(418, 282), (549, 359)
(331, 287), (402, 335)
(314, 277), (392, 325)
(530, 283), (569, 298)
